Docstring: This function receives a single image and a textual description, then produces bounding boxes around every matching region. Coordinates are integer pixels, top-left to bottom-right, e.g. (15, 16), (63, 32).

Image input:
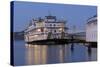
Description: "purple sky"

(12, 1), (97, 32)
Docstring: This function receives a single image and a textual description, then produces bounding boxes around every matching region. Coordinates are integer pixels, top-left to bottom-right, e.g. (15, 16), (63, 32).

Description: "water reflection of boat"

(25, 43), (97, 65)
(25, 44), (48, 65)
(25, 44), (69, 65)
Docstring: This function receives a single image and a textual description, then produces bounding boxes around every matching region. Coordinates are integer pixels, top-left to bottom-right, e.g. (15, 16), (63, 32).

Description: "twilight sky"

(12, 1), (97, 32)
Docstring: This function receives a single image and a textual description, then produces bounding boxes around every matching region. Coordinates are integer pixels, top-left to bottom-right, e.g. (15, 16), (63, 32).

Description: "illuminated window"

(59, 28), (63, 31)
(37, 29), (41, 32)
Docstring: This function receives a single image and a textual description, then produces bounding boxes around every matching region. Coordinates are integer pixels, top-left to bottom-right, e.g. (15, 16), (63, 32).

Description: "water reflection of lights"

(25, 44), (39, 48)
(24, 43), (96, 65)
(25, 44), (28, 47)
(25, 44), (68, 65)
(25, 44), (48, 65)
(59, 45), (65, 63)
(25, 44), (35, 48)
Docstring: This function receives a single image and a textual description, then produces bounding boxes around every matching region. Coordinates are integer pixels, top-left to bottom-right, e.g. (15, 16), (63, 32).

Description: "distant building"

(86, 15), (97, 42)
(74, 32), (86, 40)
(24, 15), (68, 42)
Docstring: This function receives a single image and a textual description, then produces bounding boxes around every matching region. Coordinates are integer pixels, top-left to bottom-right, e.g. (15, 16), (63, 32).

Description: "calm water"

(14, 40), (97, 66)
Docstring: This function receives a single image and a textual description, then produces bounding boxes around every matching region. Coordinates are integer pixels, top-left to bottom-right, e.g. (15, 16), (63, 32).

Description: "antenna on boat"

(48, 10), (52, 16)
(72, 25), (77, 34)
